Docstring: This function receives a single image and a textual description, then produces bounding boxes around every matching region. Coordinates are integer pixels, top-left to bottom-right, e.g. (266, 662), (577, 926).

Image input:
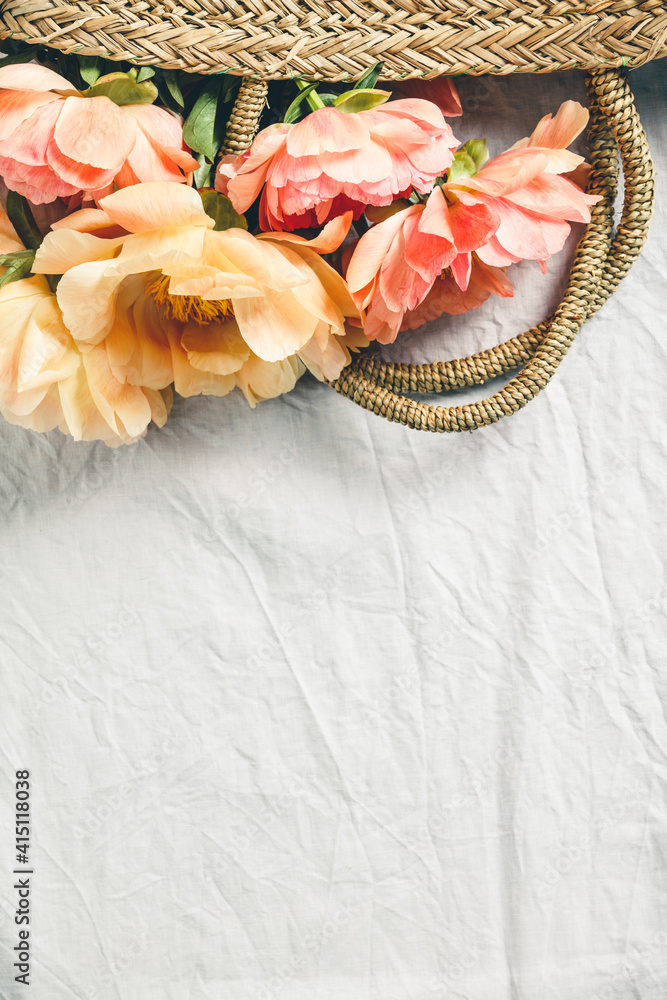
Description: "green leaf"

(448, 139), (489, 182)
(193, 152), (213, 189)
(162, 70), (185, 108)
(83, 72), (158, 107)
(199, 189), (247, 232)
(334, 88), (390, 113)
(6, 191), (42, 252)
(283, 84), (320, 124)
(0, 250), (36, 289)
(354, 63), (383, 91)
(464, 138), (489, 171)
(77, 55), (105, 86)
(136, 66), (155, 83)
(182, 78), (233, 161)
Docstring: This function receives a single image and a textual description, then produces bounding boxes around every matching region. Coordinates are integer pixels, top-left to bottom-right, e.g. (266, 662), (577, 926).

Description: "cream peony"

(0, 207), (171, 445)
(33, 182), (366, 406)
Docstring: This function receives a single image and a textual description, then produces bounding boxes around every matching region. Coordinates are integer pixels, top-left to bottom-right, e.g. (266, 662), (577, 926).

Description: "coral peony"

(400, 255), (513, 329)
(216, 98), (459, 231)
(443, 101), (598, 270)
(0, 63), (198, 204)
(0, 212), (171, 445)
(33, 182), (365, 405)
(346, 186), (498, 343)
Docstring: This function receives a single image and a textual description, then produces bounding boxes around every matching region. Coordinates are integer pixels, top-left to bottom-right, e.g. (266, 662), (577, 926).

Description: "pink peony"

(443, 101), (598, 271)
(345, 186), (498, 343)
(0, 63), (199, 204)
(216, 99), (459, 231)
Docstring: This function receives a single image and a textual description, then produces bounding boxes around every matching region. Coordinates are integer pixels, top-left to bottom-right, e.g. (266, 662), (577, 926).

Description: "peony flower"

(0, 212), (171, 445)
(32, 182), (365, 405)
(216, 99), (459, 231)
(400, 254), (513, 329)
(0, 63), (199, 204)
(442, 101), (598, 271)
(345, 186), (498, 343)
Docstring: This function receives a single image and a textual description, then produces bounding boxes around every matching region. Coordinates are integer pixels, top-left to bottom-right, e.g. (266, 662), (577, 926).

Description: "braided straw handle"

(222, 70), (654, 432)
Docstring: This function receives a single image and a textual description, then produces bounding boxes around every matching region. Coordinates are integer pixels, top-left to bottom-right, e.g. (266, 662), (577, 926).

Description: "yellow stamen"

(146, 272), (234, 324)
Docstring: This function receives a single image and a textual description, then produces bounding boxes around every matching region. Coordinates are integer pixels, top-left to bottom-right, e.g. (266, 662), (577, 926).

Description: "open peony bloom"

(346, 186), (498, 343)
(0, 212), (171, 445)
(216, 99), (459, 231)
(0, 63), (199, 204)
(32, 182), (366, 406)
(442, 101), (599, 271)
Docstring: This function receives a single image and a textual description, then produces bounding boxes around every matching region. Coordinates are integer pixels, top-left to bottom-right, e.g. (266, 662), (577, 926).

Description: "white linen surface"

(1, 65), (666, 1000)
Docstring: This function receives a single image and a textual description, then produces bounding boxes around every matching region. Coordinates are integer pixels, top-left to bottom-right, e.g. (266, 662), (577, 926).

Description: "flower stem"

(295, 78), (325, 112)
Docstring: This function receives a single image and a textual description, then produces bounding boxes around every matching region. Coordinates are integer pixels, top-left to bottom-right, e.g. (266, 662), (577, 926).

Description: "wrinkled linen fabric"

(1, 65), (666, 1000)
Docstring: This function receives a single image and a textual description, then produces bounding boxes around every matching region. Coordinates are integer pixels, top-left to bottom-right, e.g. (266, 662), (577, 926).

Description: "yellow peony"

(0, 210), (170, 446)
(33, 182), (366, 407)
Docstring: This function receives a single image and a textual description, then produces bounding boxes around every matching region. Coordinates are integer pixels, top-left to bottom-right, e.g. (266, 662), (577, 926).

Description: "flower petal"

(286, 108), (369, 157)
(56, 259), (125, 344)
(234, 289), (318, 361)
(181, 319), (251, 375)
(0, 88), (61, 141)
(34, 229), (122, 275)
(235, 353), (303, 407)
(0, 63), (73, 93)
(524, 101), (589, 150)
(53, 96), (136, 170)
(99, 182), (213, 233)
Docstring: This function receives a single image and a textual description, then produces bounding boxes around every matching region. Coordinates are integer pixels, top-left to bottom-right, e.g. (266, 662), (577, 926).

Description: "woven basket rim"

(1, 1), (666, 80)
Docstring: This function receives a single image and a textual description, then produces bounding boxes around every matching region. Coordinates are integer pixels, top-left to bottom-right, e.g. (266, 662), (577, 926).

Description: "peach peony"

(216, 99), (459, 231)
(346, 186), (498, 343)
(442, 101), (598, 270)
(0, 63), (198, 204)
(32, 182), (365, 405)
(0, 212), (171, 445)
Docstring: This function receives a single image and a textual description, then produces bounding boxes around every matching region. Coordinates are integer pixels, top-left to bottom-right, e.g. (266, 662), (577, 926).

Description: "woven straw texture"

(1, 1), (666, 79)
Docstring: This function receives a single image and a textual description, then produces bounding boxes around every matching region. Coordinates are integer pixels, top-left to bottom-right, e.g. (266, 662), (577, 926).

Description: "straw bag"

(2, 2), (665, 433)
